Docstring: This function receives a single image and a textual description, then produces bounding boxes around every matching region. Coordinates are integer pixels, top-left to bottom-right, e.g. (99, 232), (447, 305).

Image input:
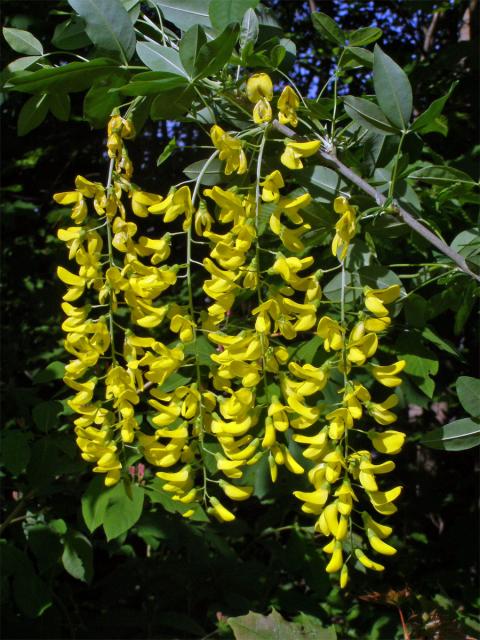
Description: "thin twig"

(271, 119), (480, 282)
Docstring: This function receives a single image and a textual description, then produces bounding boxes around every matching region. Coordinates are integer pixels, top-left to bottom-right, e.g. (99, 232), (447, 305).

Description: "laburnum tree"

(1, 1), (479, 639)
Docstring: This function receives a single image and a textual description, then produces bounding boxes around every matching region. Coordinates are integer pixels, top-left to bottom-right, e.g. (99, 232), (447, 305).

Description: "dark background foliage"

(1, 1), (479, 638)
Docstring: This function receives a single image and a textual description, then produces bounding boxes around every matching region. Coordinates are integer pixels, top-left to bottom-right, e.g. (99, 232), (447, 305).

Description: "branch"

(271, 119), (480, 282)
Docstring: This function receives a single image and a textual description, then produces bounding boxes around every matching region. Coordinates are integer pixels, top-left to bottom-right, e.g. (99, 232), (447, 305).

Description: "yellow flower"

(332, 199), (356, 261)
(354, 548), (384, 572)
(371, 360), (406, 387)
(368, 429), (406, 455)
(246, 73), (273, 103)
(219, 480), (253, 501)
(253, 97), (272, 124)
(317, 316), (344, 351)
(347, 332), (378, 366)
(280, 140), (321, 170)
(130, 190), (162, 217)
(367, 394), (399, 425)
(260, 170), (284, 202)
(210, 125), (247, 175)
(148, 185), (194, 227)
(278, 86), (300, 127)
(364, 284), (401, 317)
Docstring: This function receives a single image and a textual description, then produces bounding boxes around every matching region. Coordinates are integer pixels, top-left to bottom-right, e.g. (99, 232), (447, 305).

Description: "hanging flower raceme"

(52, 73), (411, 585)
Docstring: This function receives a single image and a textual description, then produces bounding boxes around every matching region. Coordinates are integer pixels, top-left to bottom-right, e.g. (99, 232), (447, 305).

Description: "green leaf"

(156, 137), (177, 166)
(348, 27), (382, 46)
(358, 265), (402, 290)
(1, 431), (30, 475)
(343, 46), (373, 69)
(228, 608), (336, 640)
(311, 12), (345, 46)
(27, 524), (63, 572)
(158, 372), (192, 393)
(407, 165), (476, 186)
(295, 336), (323, 364)
(62, 531), (93, 582)
(48, 93), (71, 121)
(297, 166), (346, 200)
(5, 58), (119, 93)
(184, 157), (225, 185)
(102, 481), (144, 541)
(421, 418), (480, 451)
(194, 23), (239, 79)
(83, 73), (127, 127)
(456, 376), (480, 417)
(32, 400), (63, 433)
(373, 44), (412, 129)
(136, 41), (189, 77)
(81, 475), (111, 532)
(183, 335), (216, 366)
(17, 94), (49, 136)
(151, 0), (211, 31)
(421, 326), (459, 358)
(68, 0), (136, 62)
(209, 0), (259, 32)
(3, 27), (44, 56)
(4, 56), (42, 73)
(179, 24), (207, 77)
(119, 71), (190, 96)
(146, 479), (209, 521)
(240, 8), (259, 53)
(32, 360), (65, 383)
(150, 84), (195, 119)
(324, 271), (354, 303)
(344, 96), (399, 135)
(411, 81), (458, 133)
(51, 17), (91, 50)
(396, 335), (439, 398)
(27, 438), (63, 487)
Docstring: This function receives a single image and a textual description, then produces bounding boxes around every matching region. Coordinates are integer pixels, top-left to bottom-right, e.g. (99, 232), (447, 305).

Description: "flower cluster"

(55, 73), (407, 585)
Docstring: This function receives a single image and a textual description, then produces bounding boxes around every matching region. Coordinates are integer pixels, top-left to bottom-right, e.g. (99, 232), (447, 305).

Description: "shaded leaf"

(136, 41), (189, 77)
(3, 27), (43, 56)
(184, 157), (225, 185)
(1, 431), (30, 475)
(17, 94), (49, 136)
(151, 0), (211, 31)
(62, 530), (93, 582)
(119, 71), (190, 96)
(240, 8), (259, 53)
(228, 608), (336, 640)
(421, 418), (480, 451)
(68, 0), (136, 62)
(373, 44), (412, 129)
(411, 81), (458, 133)
(407, 165), (476, 186)
(48, 93), (71, 121)
(179, 24), (207, 77)
(6, 58), (119, 93)
(311, 12), (345, 45)
(102, 481), (144, 540)
(348, 27), (382, 47)
(81, 475), (111, 533)
(83, 73), (128, 127)
(194, 23), (239, 80)
(51, 16), (91, 50)
(32, 400), (63, 432)
(456, 376), (480, 417)
(209, 0), (259, 32)
(150, 84), (195, 119)
(156, 137), (177, 166)
(344, 96), (399, 135)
